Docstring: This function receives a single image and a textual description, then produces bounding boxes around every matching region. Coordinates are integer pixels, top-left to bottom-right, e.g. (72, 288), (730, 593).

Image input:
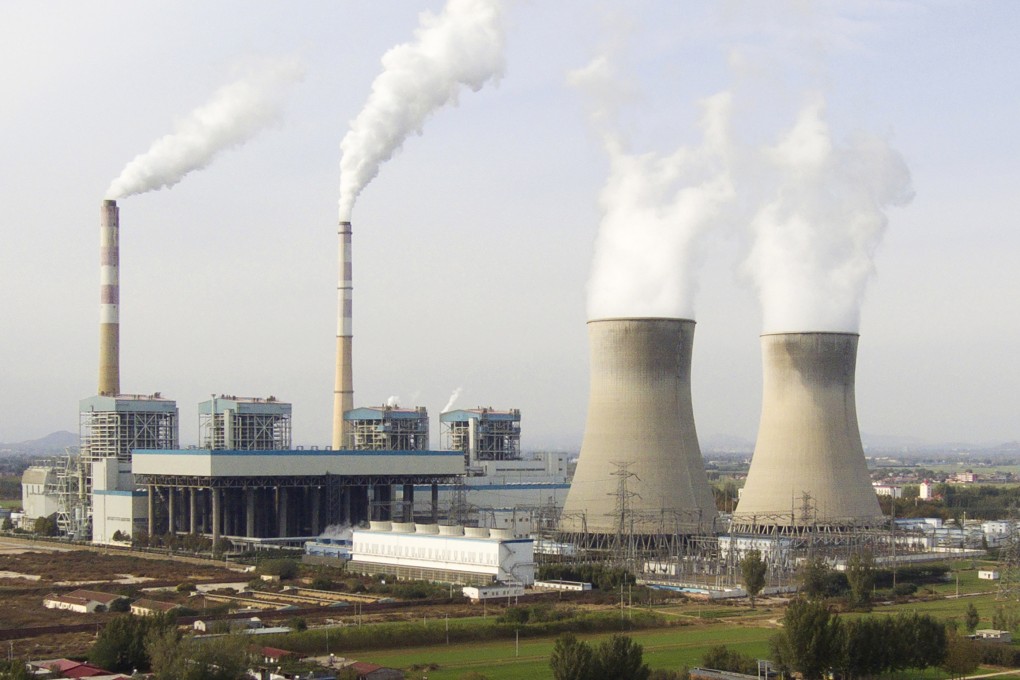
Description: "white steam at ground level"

(337, 0), (506, 222)
(106, 57), (304, 200)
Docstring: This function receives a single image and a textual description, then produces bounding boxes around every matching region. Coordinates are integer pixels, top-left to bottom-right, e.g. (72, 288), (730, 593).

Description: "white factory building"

(348, 521), (535, 586)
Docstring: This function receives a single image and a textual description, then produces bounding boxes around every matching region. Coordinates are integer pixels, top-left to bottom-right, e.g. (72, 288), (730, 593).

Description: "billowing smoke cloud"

(106, 58), (304, 199)
(442, 387), (463, 413)
(743, 94), (914, 333)
(337, 0), (506, 221)
(386, 395), (400, 407)
(572, 57), (735, 321)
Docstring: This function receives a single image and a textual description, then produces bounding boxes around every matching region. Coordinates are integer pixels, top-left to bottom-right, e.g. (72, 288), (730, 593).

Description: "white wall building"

(21, 466), (60, 524)
(91, 458), (148, 544)
(350, 522), (534, 586)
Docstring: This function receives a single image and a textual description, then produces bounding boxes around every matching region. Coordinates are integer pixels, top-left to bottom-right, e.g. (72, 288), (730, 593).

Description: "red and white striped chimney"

(98, 200), (120, 396)
(331, 220), (353, 449)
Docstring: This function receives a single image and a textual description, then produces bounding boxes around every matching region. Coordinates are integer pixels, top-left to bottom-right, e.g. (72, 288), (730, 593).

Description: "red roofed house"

(43, 590), (121, 614)
(252, 646), (299, 664)
(346, 661), (404, 680)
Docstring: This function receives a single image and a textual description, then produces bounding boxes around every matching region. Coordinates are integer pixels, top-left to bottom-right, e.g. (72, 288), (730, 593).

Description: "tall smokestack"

(560, 318), (718, 535)
(331, 220), (353, 449)
(98, 200), (120, 397)
(733, 332), (883, 530)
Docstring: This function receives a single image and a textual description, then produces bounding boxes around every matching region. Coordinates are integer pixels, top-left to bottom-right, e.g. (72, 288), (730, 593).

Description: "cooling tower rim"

(587, 316), (695, 325)
(760, 330), (859, 338)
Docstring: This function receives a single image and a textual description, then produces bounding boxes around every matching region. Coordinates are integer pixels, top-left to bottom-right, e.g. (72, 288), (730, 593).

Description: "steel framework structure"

(347, 407), (429, 451)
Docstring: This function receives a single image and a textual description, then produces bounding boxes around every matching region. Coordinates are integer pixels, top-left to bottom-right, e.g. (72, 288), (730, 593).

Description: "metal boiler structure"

(560, 318), (718, 537)
(732, 332), (883, 532)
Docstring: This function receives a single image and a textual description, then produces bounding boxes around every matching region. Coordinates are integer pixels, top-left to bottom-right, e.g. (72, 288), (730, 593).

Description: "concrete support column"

(189, 489), (197, 534)
(211, 488), (221, 547)
(311, 488), (321, 535)
(278, 487), (289, 538)
(167, 488), (175, 535)
(403, 484), (414, 522)
(147, 485), (155, 537)
(246, 489), (256, 538)
(431, 483), (439, 523)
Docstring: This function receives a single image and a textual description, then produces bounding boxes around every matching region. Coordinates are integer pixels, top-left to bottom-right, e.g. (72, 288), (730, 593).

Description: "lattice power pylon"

(997, 512), (1020, 600)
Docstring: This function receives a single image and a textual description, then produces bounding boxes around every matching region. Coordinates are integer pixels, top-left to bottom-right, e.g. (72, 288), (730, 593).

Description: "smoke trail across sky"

(337, 0), (506, 221)
(743, 94), (914, 333)
(442, 387), (463, 413)
(106, 58), (304, 199)
(572, 56), (735, 321)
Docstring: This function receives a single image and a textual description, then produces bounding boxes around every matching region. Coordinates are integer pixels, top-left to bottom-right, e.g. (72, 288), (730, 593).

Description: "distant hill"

(0, 431), (78, 454)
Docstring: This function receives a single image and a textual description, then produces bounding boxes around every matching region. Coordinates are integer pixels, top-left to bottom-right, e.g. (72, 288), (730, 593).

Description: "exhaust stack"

(98, 200), (120, 397)
(733, 332), (883, 530)
(560, 318), (718, 535)
(331, 220), (353, 449)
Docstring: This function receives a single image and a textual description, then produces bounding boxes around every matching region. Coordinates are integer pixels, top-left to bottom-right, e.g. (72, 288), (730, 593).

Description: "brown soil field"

(0, 547), (240, 584)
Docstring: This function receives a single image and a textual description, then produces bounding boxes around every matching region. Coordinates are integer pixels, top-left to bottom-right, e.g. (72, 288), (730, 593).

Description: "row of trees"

(768, 599), (952, 679)
(88, 613), (251, 679)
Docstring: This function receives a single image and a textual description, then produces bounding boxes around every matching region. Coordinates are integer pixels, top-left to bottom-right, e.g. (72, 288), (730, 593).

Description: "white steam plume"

(386, 395), (400, 407)
(744, 94), (914, 333)
(106, 58), (304, 199)
(337, 0), (506, 221)
(442, 387), (463, 413)
(572, 57), (735, 320)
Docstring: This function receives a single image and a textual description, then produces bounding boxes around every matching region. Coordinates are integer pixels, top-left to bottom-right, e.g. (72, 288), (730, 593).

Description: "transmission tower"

(996, 508), (1020, 601)
(608, 461), (640, 567)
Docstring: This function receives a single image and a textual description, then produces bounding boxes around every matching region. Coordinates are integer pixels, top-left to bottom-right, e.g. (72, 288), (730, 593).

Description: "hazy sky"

(1, 1), (1017, 450)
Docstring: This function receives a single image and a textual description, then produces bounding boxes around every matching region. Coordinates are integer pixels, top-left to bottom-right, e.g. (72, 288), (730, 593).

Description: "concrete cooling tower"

(560, 318), (718, 535)
(732, 332), (883, 531)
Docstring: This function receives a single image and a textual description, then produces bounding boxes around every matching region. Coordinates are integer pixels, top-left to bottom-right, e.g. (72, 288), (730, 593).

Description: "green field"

(0, 499), (20, 510)
(325, 584), (1020, 680)
(356, 622), (773, 680)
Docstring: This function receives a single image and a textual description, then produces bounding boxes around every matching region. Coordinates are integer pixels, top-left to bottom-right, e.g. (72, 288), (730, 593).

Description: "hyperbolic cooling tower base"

(559, 318), (718, 536)
(732, 332), (884, 532)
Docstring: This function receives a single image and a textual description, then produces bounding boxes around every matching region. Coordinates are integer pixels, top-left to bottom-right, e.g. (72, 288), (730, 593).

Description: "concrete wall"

(132, 449), (464, 477)
(735, 333), (882, 526)
(561, 318), (718, 534)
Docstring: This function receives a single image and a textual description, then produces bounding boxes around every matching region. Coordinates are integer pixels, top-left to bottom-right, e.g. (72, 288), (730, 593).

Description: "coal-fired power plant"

(732, 332), (883, 531)
(560, 318), (718, 535)
(98, 200), (120, 397)
(332, 220), (354, 450)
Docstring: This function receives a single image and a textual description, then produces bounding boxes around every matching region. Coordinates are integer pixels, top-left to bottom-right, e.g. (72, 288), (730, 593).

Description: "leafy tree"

(845, 551), (875, 608)
(992, 605), (1018, 632)
(1, 517), (13, 531)
(770, 598), (842, 680)
(740, 549), (767, 609)
(648, 670), (690, 680)
(0, 659), (31, 680)
(796, 558), (844, 600)
(88, 613), (175, 673)
(109, 597), (131, 613)
(549, 633), (595, 680)
(965, 602), (980, 633)
(594, 634), (650, 680)
(33, 513), (59, 536)
(942, 630), (979, 679)
(701, 646), (757, 674)
(146, 629), (250, 680)
(134, 528), (150, 547)
(260, 558), (299, 579)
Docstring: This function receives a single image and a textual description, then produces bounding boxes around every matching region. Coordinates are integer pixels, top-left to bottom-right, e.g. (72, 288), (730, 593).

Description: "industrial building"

(346, 406), (429, 450)
(199, 396), (291, 450)
(132, 447), (463, 546)
(347, 521), (535, 586)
